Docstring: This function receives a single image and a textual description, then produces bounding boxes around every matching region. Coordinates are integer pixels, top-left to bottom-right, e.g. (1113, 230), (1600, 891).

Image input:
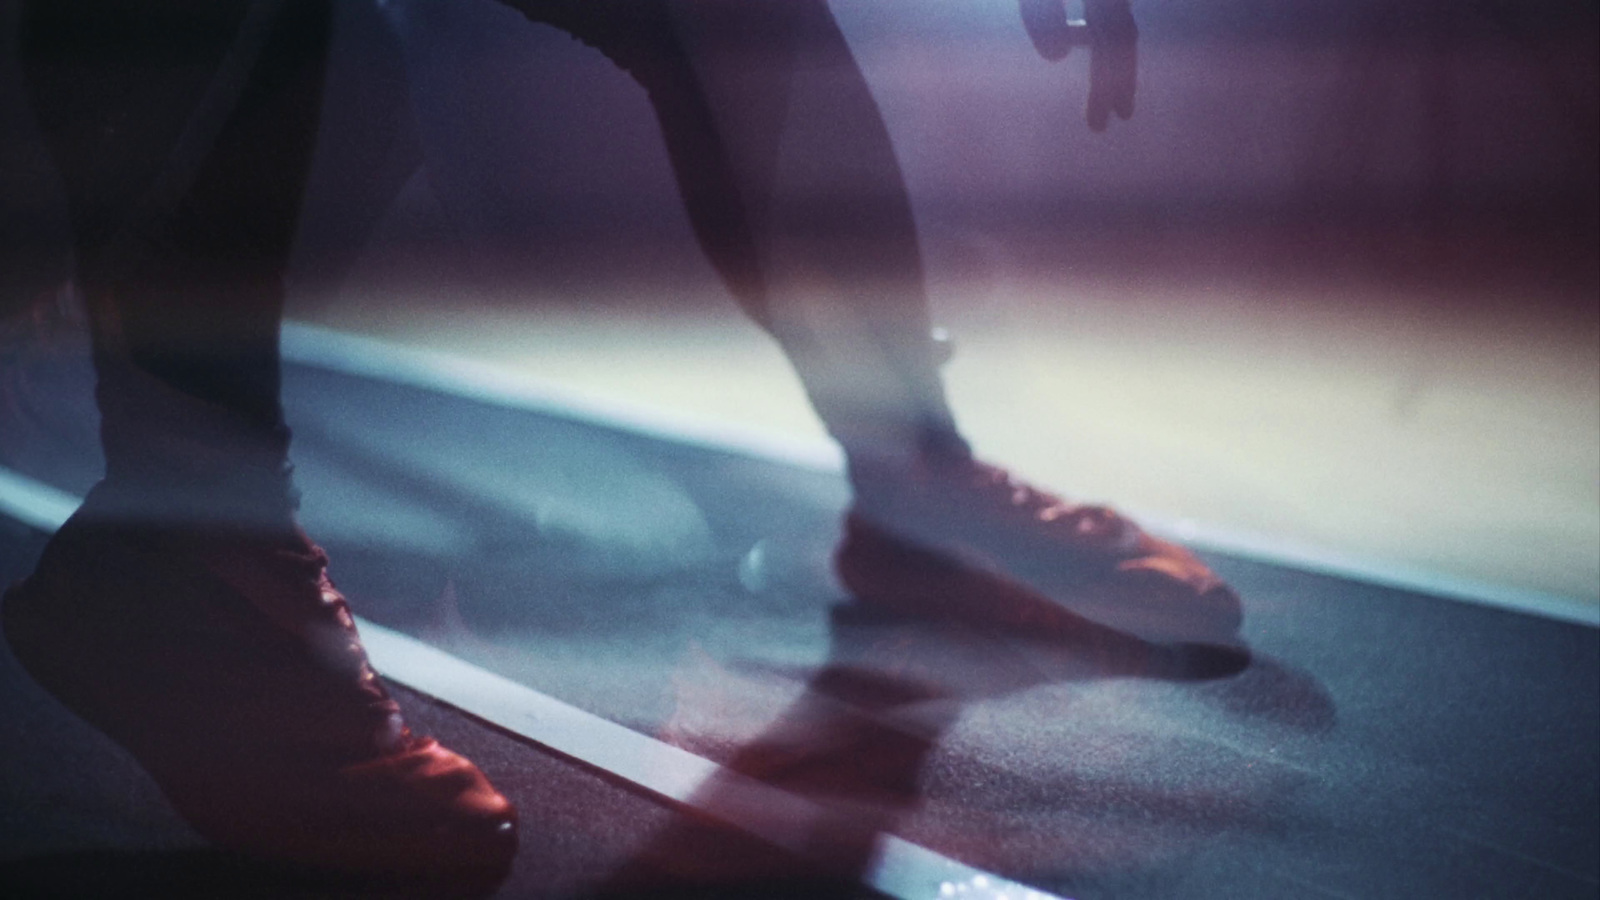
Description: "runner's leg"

(504, 0), (966, 464)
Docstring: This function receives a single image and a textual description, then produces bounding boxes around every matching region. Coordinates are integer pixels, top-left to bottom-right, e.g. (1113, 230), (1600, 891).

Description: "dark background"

(2, 0), (1595, 311)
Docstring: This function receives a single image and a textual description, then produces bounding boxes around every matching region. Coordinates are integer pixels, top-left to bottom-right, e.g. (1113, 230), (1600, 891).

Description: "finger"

(1088, 100), (1110, 132)
(1087, 47), (1111, 132)
(1112, 34), (1137, 119)
(1108, 8), (1137, 119)
(1086, 0), (1137, 127)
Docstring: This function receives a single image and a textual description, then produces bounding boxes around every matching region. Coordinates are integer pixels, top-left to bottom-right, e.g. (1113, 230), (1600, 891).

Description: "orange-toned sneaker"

(1, 483), (516, 892)
(842, 453), (1242, 647)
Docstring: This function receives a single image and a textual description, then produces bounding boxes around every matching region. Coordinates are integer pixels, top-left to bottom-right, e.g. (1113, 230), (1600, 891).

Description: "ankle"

(84, 473), (301, 538)
(93, 347), (299, 533)
(845, 422), (971, 484)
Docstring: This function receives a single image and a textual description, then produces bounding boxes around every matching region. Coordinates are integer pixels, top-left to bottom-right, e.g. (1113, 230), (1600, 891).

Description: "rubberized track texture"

(0, 328), (1595, 899)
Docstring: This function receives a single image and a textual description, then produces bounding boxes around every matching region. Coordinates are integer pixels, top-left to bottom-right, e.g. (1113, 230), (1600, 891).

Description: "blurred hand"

(1018, 0), (1138, 131)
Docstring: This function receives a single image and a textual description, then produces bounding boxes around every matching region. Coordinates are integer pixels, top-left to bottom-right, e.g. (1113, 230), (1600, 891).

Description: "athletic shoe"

(1, 483), (517, 893)
(841, 454), (1242, 647)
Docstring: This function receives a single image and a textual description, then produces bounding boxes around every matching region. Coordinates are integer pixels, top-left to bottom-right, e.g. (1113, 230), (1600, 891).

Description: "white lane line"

(1131, 515), (1600, 628)
(279, 320), (845, 474)
(356, 619), (1064, 900)
(0, 467), (77, 532)
(280, 321), (1600, 629)
(0, 466), (1065, 900)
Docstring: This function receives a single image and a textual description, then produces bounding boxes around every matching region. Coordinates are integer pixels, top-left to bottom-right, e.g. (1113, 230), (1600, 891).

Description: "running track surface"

(0, 330), (1595, 899)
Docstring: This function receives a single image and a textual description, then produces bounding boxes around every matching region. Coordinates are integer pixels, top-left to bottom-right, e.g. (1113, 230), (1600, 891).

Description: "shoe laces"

(204, 535), (394, 702)
(963, 461), (1132, 545)
(310, 567), (389, 691)
(310, 560), (412, 754)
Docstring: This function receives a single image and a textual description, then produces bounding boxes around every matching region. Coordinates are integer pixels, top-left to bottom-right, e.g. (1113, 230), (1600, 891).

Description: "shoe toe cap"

(332, 737), (520, 876)
(1112, 551), (1243, 644)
